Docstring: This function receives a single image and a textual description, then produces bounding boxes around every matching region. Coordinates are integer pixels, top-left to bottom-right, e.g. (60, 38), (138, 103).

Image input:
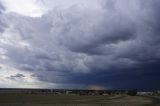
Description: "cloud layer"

(0, 0), (160, 89)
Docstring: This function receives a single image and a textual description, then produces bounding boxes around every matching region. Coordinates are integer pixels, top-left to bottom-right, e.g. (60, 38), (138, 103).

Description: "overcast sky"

(0, 0), (160, 90)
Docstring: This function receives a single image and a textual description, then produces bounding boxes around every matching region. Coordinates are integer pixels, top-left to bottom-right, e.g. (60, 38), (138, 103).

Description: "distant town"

(0, 88), (160, 96)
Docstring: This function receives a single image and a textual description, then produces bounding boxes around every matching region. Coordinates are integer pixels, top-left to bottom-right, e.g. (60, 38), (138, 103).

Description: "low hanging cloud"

(0, 0), (160, 89)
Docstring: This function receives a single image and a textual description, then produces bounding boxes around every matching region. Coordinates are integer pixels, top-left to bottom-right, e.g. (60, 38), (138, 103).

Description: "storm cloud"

(0, 0), (160, 89)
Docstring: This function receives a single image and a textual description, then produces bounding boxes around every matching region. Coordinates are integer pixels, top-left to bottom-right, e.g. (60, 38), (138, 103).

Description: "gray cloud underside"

(1, 0), (160, 88)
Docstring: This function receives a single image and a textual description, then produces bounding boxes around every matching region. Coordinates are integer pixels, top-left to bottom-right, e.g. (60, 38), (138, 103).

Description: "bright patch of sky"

(0, 64), (58, 88)
(1, 0), (46, 17)
(1, 0), (102, 17)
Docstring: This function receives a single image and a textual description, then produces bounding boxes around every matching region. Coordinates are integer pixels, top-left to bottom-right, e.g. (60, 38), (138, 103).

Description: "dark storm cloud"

(68, 60), (160, 89)
(0, 2), (5, 13)
(0, 1), (7, 33)
(1, 0), (160, 89)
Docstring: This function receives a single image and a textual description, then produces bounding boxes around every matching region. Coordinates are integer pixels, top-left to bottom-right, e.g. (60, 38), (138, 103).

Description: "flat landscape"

(0, 94), (160, 106)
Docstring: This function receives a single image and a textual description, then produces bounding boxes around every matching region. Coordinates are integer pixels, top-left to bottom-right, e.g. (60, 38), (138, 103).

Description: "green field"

(0, 94), (160, 106)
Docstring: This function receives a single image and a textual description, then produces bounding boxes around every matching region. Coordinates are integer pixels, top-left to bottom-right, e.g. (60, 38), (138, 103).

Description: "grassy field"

(0, 94), (159, 106)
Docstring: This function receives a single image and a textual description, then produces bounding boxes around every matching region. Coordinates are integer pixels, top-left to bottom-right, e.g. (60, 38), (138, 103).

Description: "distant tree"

(127, 89), (137, 96)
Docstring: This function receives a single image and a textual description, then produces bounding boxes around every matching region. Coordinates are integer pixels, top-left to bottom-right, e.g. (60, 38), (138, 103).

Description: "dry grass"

(0, 94), (159, 106)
